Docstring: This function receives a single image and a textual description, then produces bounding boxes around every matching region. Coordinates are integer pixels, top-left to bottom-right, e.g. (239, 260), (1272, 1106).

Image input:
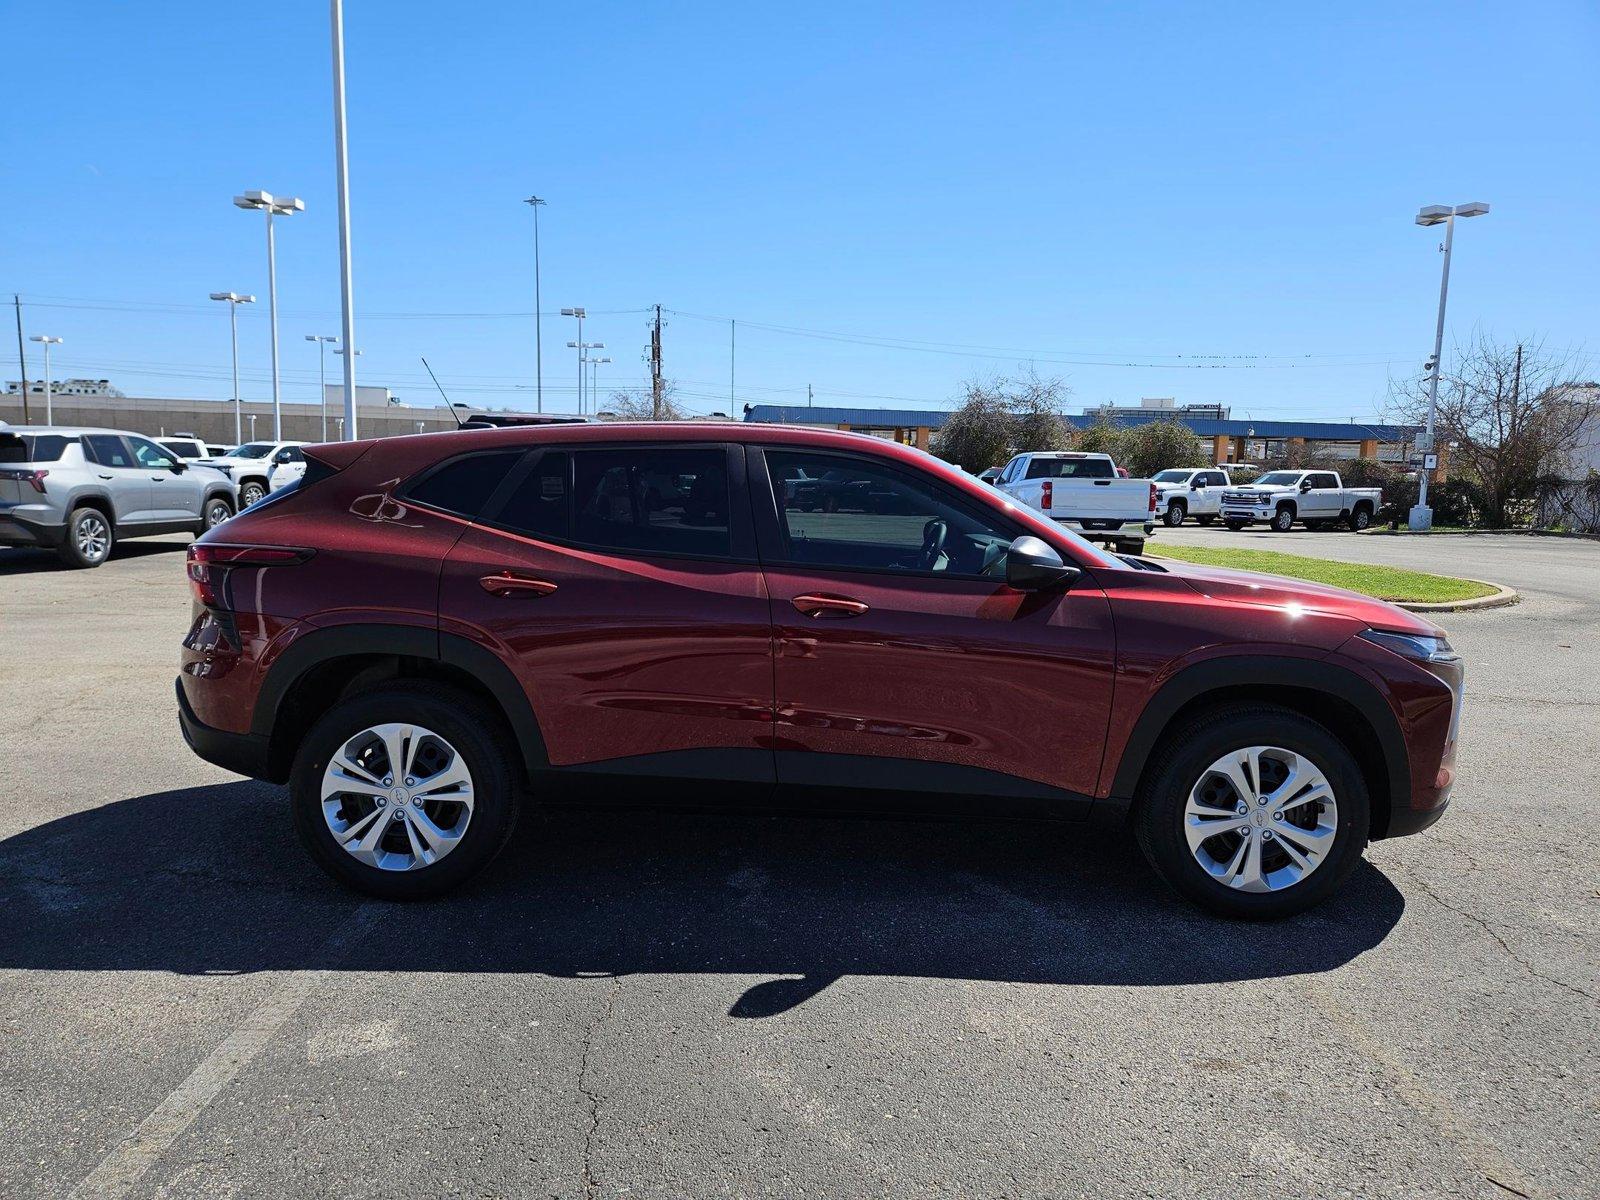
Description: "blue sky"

(4, 1), (1597, 422)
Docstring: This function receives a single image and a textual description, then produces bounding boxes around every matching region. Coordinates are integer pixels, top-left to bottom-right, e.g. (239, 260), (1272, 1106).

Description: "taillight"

(1040, 480), (1053, 510)
(1149, 482), (1158, 513)
(186, 543), (312, 608)
(0, 468), (48, 493)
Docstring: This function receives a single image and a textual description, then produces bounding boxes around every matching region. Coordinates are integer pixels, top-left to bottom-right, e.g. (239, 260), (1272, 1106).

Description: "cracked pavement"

(2, 530), (1597, 1199)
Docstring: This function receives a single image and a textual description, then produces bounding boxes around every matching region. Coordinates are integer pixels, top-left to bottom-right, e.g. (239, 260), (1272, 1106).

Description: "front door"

(752, 447), (1117, 811)
(437, 442), (776, 780)
(81, 434), (152, 524)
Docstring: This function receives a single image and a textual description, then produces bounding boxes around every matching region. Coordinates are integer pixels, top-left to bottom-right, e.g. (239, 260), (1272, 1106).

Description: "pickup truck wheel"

(290, 682), (521, 900)
(1163, 502), (1186, 527)
(1132, 704), (1369, 919)
(1348, 505), (1372, 531)
(1270, 506), (1295, 532)
(240, 480), (267, 508)
(56, 507), (114, 569)
(1223, 519), (1247, 531)
(1114, 538), (1145, 556)
(1195, 515), (1215, 527)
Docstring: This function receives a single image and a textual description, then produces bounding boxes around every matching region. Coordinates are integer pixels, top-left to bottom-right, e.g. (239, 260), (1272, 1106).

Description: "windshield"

(224, 442), (275, 459)
(1255, 472), (1303, 486)
(1152, 470), (1192, 483)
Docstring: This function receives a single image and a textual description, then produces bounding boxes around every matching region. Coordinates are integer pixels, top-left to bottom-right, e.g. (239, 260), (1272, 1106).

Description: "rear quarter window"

(403, 450), (523, 518)
(0, 434), (72, 463)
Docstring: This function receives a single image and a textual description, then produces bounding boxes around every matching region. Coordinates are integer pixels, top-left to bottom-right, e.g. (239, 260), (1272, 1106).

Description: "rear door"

(437, 442), (776, 780)
(81, 434), (151, 523)
(129, 435), (202, 521)
(753, 446), (1116, 808)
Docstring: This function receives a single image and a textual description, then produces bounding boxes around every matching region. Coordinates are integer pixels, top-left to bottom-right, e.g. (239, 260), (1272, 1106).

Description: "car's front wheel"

(201, 496), (234, 532)
(290, 683), (521, 899)
(240, 480), (267, 508)
(1163, 502), (1186, 527)
(1132, 704), (1368, 919)
(1270, 506), (1295, 532)
(1224, 519), (1247, 531)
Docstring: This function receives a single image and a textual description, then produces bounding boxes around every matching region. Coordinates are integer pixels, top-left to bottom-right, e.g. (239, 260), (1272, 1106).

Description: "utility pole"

(13, 296), (29, 425)
(329, 0), (359, 440)
(650, 304), (664, 420)
(524, 196), (546, 411)
(730, 318), (735, 409)
(807, 383), (813, 408)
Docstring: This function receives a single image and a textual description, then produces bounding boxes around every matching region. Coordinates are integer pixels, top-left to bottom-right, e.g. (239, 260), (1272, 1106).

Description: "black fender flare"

(1108, 654), (1409, 821)
(251, 623), (548, 777)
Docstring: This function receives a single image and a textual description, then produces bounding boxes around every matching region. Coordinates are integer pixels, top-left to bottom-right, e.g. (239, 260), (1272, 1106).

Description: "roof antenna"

(421, 357), (466, 429)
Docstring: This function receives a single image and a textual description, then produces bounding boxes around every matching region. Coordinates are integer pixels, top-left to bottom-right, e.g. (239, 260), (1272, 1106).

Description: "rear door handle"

(479, 571), (558, 598)
(792, 592), (869, 617)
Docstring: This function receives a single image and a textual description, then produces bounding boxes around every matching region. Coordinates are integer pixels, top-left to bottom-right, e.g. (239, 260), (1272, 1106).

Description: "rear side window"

(494, 451), (571, 541)
(0, 434), (71, 463)
(84, 435), (133, 467)
(405, 450), (522, 518)
(160, 439), (203, 459)
(1024, 457), (1114, 480)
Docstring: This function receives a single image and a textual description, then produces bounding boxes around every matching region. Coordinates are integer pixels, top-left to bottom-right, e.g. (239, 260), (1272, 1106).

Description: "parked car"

(977, 466), (1004, 486)
(196, 440), (308, 508)
(992, 451), (1155, 554)
(0, 426), (238, 567)
(1151, 467), (1230, 527)
(157, 436), (232, 463)
(1220, 470), (1382, 532)
(266, 444), (309, 494)
(175, 424), (1460, 919)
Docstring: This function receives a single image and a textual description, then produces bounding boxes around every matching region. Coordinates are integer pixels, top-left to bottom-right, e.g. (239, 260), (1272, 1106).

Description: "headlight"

(1359, 629), (1459, 664)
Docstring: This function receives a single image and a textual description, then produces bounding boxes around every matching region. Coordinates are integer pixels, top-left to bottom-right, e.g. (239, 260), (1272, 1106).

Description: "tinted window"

(84, 435), (133, 468)
(494, 451), (572, 540)
(159, 439), (203, 459)
(225, 443), (275, 459)
(407, 450), (522, 518)
(1310, 473), (1339, 489)
(129, 437), (177, 469)
(1024, 456), (1114, 480)
(570, 448), (730, 557)
(1, 434), (71, 463)
(768, 451), (1014, 577)
(1152, 470), (1192, 483)
(274, 446), (306, 464)
(1205, 472), (1228, 487)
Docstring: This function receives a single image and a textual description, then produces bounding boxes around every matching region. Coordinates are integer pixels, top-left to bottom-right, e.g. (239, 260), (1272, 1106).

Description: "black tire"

(56, 506), (114, 569)
(200, 495), (234, 533)
(1132, 704), (1369, 919)
(1348, 505), (1372, 532)
(1224, 519), (1247, 531)
(1195, 515), (1216, 526)
(240, 480), (267, 508)
(1270, 505), (1295, 532)
(1304, 519), (1325, 531)
(1163, 501), (1186, 527)
(1115, 538), (1145, 555)
(290, 682), (521, 900)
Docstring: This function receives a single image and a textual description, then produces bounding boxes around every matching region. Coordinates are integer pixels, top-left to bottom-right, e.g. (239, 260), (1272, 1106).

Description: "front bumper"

(176, 676), (273, 780)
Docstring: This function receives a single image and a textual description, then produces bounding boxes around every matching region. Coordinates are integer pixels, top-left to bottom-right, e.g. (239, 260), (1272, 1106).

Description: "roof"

(742, 404), (1418, 442)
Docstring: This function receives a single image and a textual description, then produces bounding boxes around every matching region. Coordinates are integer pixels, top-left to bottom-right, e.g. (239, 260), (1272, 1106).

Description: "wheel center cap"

(1251, 809), (1268, 829)
(391, 788), (408, 806)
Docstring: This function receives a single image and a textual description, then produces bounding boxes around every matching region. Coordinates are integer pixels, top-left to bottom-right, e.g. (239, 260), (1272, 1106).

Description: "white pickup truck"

(994, 451), (1155, 553)
(1219, 470), (1382, 532)
(1151, 466), (1233, 527)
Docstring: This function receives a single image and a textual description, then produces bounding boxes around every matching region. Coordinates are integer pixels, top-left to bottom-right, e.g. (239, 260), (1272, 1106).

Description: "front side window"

(1204, 471), (1228, 487)
(129, 437), (177, 469)
(767, 450), (1016, 577)
(84, 434), (132, 468)
(1310, 473), (1339, 489)
(273, 446), (306, 465)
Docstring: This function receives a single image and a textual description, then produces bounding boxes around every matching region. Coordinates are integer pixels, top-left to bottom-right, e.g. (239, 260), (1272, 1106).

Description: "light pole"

(248, 413), (258, 441)
(333, 344), (362, 434)
(306, 334), (338, 439)
(1411, 201), (1490, 531)
(561, 308), (586, 412)
(589, 356), (612, 409)
(211, 293), (255, 443)
(233, 190), (304, 440)
(329, 0), (359, 441)
(566, 341), (605, 414)
(524, 196), (546, 412)
(28, 335), (62, 424)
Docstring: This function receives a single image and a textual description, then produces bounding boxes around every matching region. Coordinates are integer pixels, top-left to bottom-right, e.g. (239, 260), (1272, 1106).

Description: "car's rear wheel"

(1132, 705), (1368, 919)
(1348, 505), (1372, 531)
(240, 480), (267, 508)
(290, 683), (520, 899)
(1115, 538), (1145, 556)
(56, 507), (113, 569)
(1195, 515), (1215, 526)
(1163, 502), (1186, 527)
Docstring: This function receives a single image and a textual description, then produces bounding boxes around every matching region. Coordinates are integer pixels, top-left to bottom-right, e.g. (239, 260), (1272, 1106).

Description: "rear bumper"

(1053, 517), (1154, 540)
(176, 676), (274, 780)
(0, 512), (67, 548)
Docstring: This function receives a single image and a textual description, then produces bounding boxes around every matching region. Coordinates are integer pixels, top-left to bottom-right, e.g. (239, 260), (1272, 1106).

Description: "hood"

(1154, 558), (1442, 635)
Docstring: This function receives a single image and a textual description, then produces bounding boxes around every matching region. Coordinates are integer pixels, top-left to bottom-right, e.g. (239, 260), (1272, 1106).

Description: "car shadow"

(0, 781), (1405, 1017)
(0, 538), (193, 575)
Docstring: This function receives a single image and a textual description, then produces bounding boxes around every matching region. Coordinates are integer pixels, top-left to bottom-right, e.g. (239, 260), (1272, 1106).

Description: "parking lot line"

(67, 905), (382, 1200)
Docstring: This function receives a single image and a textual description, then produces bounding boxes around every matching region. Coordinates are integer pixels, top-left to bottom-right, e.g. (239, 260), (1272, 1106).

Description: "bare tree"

(933, 369), (1071, 471)
(601, 379), (691, 422)
(1391, 336), (1597, 527)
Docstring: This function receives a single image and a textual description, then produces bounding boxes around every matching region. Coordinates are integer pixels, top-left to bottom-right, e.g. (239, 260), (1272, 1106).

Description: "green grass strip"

(1147, 544), (1497, 604)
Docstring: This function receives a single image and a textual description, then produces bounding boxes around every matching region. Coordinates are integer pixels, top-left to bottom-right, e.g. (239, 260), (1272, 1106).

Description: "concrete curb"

(1398, 581), (1519, 613)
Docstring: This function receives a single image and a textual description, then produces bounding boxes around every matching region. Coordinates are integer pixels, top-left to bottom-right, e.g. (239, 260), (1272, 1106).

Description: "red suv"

(176, 424), (1461, 918)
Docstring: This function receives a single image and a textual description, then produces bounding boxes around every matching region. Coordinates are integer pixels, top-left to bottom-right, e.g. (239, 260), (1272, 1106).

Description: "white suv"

(196, 440), (308, 508)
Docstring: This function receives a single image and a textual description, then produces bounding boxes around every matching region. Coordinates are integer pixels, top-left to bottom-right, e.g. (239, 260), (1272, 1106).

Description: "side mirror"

(169, 460), (186, 473)
(1191, 481), (1202, 490)
(1005, 535), (1079, 592)
(1299, 480), (1312, 492)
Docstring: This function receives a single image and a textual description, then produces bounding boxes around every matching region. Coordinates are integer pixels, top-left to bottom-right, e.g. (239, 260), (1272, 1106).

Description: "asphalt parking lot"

(2, 531), (1597, 1199)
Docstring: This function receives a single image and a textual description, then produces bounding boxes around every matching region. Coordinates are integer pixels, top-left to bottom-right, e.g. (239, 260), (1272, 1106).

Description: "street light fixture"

(211, 293), (256, 443)
(589, 356), (612, 409)
(306, 334), (339, 440)
(28, 335), (62, 424)
(233, 190), (304, 440)
(561, 308), (586, 412)
(524, 196), (547, 412)
(1410, 201), (1490, 531)
(565, 340), (606, 415)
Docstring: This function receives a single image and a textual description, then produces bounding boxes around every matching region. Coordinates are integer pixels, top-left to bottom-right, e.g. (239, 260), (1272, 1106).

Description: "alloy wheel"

(241, 483), (266, 507)
(319, 722), (476, 872)
(206, 500), (232, 529)
(76, 514), (110, 562)
(1182, 745), (1337, 892)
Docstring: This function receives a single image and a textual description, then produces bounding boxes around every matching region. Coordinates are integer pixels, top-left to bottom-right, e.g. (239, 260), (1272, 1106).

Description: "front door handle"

(792, 592), (869, 617)
(479, 571), (558, 598)
(98, 474), (113, 480)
